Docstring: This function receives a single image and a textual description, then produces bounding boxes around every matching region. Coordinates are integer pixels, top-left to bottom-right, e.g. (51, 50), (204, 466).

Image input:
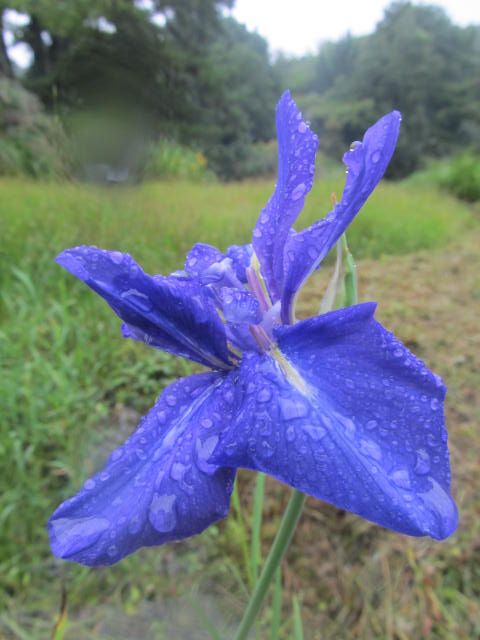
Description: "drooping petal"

(281, 111), (401, 323)
(48, 373), (237, 566)
(212, 304), (457, 540)
(252, 91), (319, 302)
(56, 246), (232, 369)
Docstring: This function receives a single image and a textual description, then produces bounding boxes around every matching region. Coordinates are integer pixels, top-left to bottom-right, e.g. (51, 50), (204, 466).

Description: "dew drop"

(279, 397), (309, 420)
(84, 479), (95, 490)
(298, 121), (307, 133)
(170, 462), (186, 481)
(414, 449), (431, 475)
(128, 516), (142, 534)
(389, 468), (411, 489)
(371, 150), (381, 164)
(257, 387), (271, 403)
(286, 426), (296, 442)
(110, 251), (124, 264)
(303, 424), (326, 441)
(359, 439), (382, 461)
(430, 398), (440, 411)
(150, 494), (177, 533)
(291, 183), (306, 201)
(107, 544), (118, 557)
(366, 419), (378, 431)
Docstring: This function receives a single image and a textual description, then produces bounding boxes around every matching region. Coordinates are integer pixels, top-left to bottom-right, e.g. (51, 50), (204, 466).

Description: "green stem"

(233, 489), (306, 640)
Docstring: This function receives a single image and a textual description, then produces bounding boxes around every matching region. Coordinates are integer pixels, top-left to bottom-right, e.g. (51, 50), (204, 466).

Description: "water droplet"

(303, 424), (326, 441)
(291, 183), (306, 201)
(366, 419), (378, 431)
(107, 544), (118, 557)
(371, 150), (381, 164)
(120, 288), (152, 312)
(100, 472), (110, 482)
(110, 251), (124, 264)
(150, 494), (177, 532)
(111, 448), (123, 461)
(414, 449), (431, 475)
(166, 394), (177, 407)
(298, 121), (307, 133)
(430, 398), (440, 411)
(170, 462), (186, 481)
(84, 479), (95, 490)
(253, 228), (262, 238)
(279, 397), (309, 420)
(389, 468), (411, 489)
(286, 426), (296, 442)
(359, 439), (382, 461)
(257, 388), (271, 403)
(260, 440), (274, 457)
(128, 516), (142, 534)
(201, 418), (213, 428)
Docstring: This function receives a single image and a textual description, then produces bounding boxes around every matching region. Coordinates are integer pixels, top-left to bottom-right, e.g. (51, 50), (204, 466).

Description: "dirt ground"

(256, 227), (480, 639)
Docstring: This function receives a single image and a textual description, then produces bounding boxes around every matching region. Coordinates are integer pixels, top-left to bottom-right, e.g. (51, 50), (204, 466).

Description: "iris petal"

(281, 111), (401, 322)
(56, 246), (232, 369)
(212, 304), (457, 540)
(252, 90), (319, 302)
(48, 373), (236, 566)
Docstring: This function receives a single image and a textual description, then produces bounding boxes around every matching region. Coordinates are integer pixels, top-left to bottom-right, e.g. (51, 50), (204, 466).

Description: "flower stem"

(233, 489), (306, 640)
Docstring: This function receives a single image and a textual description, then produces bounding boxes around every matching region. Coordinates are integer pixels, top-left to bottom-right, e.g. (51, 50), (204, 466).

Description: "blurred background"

(0, 1), (479, 638)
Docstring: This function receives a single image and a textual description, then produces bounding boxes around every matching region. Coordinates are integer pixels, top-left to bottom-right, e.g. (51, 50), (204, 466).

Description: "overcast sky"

(230, 0), (480, 57)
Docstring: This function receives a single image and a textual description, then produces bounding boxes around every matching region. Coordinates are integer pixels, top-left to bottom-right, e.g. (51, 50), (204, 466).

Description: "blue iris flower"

(49, 92), (458, 566)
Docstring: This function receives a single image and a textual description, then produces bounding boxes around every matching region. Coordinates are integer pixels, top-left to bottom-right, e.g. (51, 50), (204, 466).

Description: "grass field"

(0, 174), (478, 638)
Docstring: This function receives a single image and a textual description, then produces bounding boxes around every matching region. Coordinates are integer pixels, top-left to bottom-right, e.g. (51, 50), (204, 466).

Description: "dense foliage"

(275, 2), (480, 177)
(1, 1), (479, 179)
(1, 0), (279, 179)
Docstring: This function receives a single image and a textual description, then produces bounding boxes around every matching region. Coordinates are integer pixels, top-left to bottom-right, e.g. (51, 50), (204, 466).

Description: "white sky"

(6, 0), (480, 67)
(230, 0), (480, 57)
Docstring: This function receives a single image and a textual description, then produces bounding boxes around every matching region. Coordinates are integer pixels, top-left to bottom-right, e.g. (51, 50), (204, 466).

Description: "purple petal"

(48, 373), (236, 566)
(226, 244), (253, 283)
(216, 287), (261, 324)
(281, 111), (401, 323)
(56, 246), (232, 369)
(252, 91), (319, 302)
(212, 304), (457, 540)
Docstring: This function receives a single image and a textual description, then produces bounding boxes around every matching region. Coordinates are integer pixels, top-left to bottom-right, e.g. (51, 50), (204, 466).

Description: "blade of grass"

(251, 473), (266, 586)
(270, 566), (282, 640)
(292, 596), (304, 640)
(231, 478), (253, 589)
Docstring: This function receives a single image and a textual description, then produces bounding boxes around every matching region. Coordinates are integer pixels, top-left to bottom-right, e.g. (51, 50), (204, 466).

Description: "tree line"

(1, 1), (479, 179)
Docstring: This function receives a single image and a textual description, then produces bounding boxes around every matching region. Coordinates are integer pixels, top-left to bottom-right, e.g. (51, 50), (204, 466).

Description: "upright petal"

(212, 304), (457, 540)
(57, 246), (232, 369)
(281, 111), (401, 323)
(252, 91), (319, 302)
(48, 372), (237, 566)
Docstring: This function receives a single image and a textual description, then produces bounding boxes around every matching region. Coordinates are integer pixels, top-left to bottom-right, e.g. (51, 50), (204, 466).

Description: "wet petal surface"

(281, 111), (401, 322)
(252, 90), (319, 302)
(57, 246), (232, 369)
(212, 304), (457, 540)
(49, 373), (236, 566)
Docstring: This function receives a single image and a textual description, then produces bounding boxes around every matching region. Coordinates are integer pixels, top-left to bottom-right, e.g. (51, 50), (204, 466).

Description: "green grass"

(0, 175), (477, 637)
